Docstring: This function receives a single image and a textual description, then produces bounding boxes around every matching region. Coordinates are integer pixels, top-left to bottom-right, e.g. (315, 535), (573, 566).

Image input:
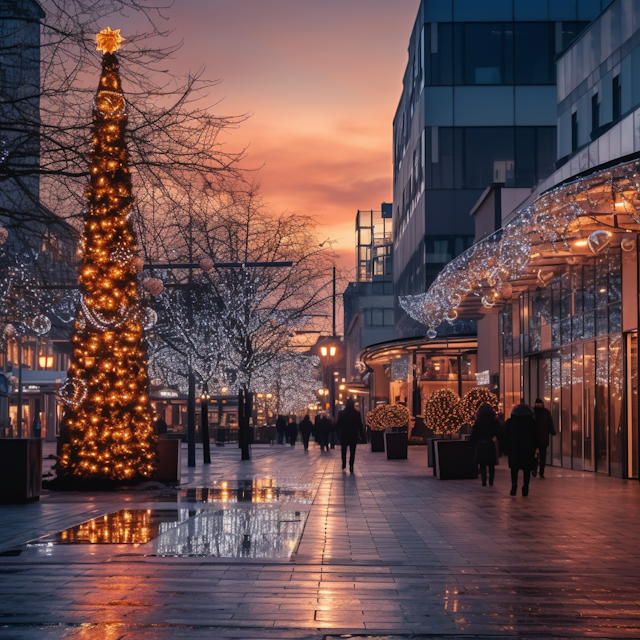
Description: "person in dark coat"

(155, 416), (168, 435)
(299, 414), (312, 450)
(287, 417), (298, 447)
(533, 398), (556, 478)
(335, 398), (364, 472)
(276, 415), (287, 445)
(319, 414), (331, 452)
(469, 403), (502, 487)
(504, 403), (538, 496)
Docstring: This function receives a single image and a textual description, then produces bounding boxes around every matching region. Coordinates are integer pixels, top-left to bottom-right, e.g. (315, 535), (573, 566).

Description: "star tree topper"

(96, 27), (125, 54)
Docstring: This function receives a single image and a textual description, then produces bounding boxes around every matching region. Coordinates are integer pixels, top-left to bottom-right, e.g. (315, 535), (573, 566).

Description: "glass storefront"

(500, 249), (636, 478)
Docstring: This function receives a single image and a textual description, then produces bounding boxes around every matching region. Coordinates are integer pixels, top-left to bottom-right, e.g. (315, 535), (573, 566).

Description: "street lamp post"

(201, 383), (211, 464)
(319, 344), (338, 421)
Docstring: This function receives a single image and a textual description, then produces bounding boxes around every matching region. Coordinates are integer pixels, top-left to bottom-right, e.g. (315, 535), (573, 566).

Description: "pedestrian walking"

(329, 415), (337, 449)
(318, 414), (331, 451)
(533, 398), (556, 478)
(335, 398), (364, 473)
(504, 403), (538, 497)
(469, 403), (502, 487)
(287, 416), (299, 447)
(276, 414), (286, 445)
(299, 414), (312, 450)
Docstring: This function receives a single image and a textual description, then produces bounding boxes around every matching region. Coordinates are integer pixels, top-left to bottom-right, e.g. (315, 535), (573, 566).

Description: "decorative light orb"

(57, 377), (88, 407)
(0, 226), (8, 246)
(446, 309), (458, 322)
(31, 314), (52, 336)
(427, 328), (437, 340)
(199, 258), (214, 272)
(460, 279), (472, 293)
(481, 295), (495, 309)
(3, 324), (16, 338)
(132, 256), (144, 272)
(486, 268), (501, 287)
(141, 308), (157, 330)
(621, 237), (636, 252)
(8, 375), (18, 386)
(587, 230), (611, 255)
(496, 281), (513, 299)
(537, 269), (555, 286)
(449, 293), (462, 308)
(143, 277), (164, 297)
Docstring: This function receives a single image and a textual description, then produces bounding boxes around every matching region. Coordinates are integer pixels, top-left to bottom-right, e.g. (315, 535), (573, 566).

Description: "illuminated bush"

(366, 404), (410, 431)
(424, 389), (463, 435)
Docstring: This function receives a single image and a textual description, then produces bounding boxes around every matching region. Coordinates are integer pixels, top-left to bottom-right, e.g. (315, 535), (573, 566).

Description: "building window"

(364, 309), (395, 327)
(514, 23), (555, 85)
(571, 112), (578, 152)
(613, 74), (621, 122)
(591, 93), (599, 134)
(453, 23), (513, 85)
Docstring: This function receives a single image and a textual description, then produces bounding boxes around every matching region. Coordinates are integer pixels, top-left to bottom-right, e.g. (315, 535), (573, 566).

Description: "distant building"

(0, 0), (45, 245)
(343, 205), (397, 383)
(392, 0), (607, 335)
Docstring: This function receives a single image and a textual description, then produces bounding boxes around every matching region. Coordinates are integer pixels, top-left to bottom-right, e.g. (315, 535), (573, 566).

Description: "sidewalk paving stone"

(1, 443), (640, 638)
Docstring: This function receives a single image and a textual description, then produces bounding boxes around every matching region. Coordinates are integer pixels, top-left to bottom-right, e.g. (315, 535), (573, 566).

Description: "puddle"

(179, 479), (314, 504)
(152, 507), (307, 558)
(35, 509), (195, 545)
(26, 505), (308, 559)
(152, 479), (315, 504)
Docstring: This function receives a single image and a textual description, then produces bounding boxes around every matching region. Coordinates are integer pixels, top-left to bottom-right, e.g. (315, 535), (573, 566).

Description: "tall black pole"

(17, 337), (23, 439)
(239, 388), (251, 461)
(187, 369), (196, 467)
(201, 384), (211, 464)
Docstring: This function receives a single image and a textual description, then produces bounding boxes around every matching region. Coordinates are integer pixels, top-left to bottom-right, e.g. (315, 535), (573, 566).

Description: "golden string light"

(366, 404), (410, 431)
(57, 32), (156, 484)
(460, 387), (500, 425)
(424, 389), (463, 435)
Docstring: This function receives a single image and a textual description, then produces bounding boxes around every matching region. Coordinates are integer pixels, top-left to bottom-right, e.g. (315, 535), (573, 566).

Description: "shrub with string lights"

(424, 389), (463, 435)
(56, 29), (156, 485)
(366, 404), (410, 431)
(460, 387), (500, 425)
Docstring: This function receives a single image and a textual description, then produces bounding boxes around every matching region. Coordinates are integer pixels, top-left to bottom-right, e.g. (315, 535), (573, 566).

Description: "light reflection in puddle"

(34, 509), (195, 545)
(152, 479), (315, 504)
(153, 507), (307, 558)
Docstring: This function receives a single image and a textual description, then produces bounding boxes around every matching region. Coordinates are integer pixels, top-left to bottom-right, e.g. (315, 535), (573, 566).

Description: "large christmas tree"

(57, 29), (156, 484)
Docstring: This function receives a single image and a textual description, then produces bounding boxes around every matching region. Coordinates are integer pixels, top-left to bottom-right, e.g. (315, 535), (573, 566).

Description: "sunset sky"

(148, 0), (420, 275)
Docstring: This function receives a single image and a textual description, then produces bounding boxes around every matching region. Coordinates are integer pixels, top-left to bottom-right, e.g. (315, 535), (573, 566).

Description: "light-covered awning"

(400, 158), (640, 337)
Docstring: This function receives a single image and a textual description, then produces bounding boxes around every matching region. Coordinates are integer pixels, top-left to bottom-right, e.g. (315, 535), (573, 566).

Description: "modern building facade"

(402, 0), (640, 479)
(392, 0), (610, 335)
(343, 206), (397, 383)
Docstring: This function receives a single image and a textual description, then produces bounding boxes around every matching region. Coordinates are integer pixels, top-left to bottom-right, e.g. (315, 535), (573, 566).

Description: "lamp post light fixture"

(318, 342), (340, 420)
(200, 384), (211, 464)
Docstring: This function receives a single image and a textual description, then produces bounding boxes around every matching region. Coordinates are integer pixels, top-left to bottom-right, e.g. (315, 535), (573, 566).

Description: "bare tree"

(146, 185), (335, 396)
(0, 0), (246, 248)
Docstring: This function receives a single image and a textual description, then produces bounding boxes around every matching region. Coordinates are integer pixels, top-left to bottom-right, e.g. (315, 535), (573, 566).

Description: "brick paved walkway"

(1, 442), (640, 639)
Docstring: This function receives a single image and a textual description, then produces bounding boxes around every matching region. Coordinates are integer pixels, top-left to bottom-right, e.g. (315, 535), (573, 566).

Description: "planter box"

(370, 430), (385, 452)
(434, 439), (478, 480)
(0, 438), (42, 503)
(385, 430), (408, 460)
(157, 437), (181, 484)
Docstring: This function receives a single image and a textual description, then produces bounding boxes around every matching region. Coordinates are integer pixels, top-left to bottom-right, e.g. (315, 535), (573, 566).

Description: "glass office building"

(392, 0), (609, 335)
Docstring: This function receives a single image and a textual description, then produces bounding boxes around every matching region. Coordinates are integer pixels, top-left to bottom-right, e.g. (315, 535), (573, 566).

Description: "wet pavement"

(1, 443), (640, 639)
